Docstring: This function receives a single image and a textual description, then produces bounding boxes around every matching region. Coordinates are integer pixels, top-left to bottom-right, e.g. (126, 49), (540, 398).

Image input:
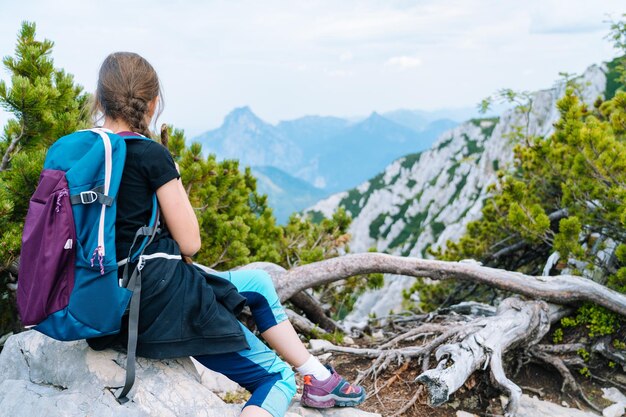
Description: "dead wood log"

(592, 337), (626, 368)
(415, 298), (551, 417)
(265, 253), (626, 317)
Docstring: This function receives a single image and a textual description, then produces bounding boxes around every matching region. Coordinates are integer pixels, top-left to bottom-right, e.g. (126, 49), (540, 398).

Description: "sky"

(0, 0), (624, 138)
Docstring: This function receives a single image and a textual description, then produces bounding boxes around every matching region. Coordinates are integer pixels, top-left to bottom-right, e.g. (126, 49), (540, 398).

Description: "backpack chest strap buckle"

(80, 191), (98, 204)
(70, 187), (114, 206)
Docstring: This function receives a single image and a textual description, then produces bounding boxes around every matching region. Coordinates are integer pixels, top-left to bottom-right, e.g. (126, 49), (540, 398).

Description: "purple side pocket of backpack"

(17, 169), (76, 326)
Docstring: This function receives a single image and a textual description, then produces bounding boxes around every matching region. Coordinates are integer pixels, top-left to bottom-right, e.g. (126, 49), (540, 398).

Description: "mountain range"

(192, 107), (459, 222)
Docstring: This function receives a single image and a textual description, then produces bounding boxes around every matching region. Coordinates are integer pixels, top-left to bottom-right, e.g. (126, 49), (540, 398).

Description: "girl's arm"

(156, 177), (201, 256)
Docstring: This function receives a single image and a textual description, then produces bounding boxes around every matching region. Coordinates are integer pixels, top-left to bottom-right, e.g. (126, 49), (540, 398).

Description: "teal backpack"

(17, 127), (159, 403)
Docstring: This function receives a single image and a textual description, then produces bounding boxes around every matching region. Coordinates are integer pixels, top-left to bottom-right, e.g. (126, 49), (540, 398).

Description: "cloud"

(528, 0), (622, 34)
(339, 52), (353, 62)
(324, 68), (353, 78)
(384, 55), (422, 70)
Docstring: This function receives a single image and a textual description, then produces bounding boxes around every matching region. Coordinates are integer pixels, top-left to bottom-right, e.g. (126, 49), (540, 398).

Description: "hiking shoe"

(301, 365), (366, 408)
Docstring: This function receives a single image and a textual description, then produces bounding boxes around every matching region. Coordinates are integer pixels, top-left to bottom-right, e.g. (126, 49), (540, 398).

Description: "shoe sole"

(302, 393), (366, 408)
(336, 398), (366, 407)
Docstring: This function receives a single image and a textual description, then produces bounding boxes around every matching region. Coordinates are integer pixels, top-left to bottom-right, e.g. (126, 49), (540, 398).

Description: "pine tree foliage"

(0, 22), (90, 334)
(428, 17), (626, 340)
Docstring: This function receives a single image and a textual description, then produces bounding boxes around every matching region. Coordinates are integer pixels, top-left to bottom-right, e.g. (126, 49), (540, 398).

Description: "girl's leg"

(261, 321), (310, 367)
(215, 269), (311, 366)
(220, 269), (366, 408)
(194, 323), (297, 417)
(240, 405), (272, 417)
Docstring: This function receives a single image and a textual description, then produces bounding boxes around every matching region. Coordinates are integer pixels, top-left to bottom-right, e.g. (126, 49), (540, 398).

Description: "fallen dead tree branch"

(268, 253), (626, 317)
(289, 291), (340, 333)
(284, 308), (327, 336)
(305, 295), (602, 416)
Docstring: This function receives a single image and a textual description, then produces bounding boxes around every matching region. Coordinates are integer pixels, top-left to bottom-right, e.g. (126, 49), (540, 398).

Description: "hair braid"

(124, 96), (150, 137)
(93, 52), (162, 138)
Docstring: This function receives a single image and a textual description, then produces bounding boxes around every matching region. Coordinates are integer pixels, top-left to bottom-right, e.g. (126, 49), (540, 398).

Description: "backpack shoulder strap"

(115, 205), (160, 404)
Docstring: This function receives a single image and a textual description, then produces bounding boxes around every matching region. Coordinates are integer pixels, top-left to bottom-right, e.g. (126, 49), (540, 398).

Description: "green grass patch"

(341, 189), (364, 218)
(436, 136), (454, 151)
(429, 172), (441, 187)
(430, 221), (446, 239)
(401, 152), (422, 169)
(369, 213), (388, 239)
(470, 117), (499, 138)
(605, 55), (625, 100)
(465, 137), (484, 155)
(447, 173), (469, 205)
(308, 210), (325, 224)
(447, 161), (460, 181)
(389, 201), (432, 250)
(339, 172), (386, 218)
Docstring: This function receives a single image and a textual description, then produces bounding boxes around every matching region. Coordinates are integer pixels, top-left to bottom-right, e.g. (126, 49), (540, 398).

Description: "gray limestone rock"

(515, 394), (599, 417)
(0, 331), (380, 417)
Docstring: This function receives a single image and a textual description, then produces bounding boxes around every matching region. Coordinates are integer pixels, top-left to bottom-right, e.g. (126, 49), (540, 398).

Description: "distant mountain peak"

(230, 105), (253, 115)
(356, 111), (408, 132)
(222, 106), (265, 128)
(359, 111), (388, 125)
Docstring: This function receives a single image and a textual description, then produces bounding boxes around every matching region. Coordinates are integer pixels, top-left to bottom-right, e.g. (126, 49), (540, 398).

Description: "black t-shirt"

(115, 132), (180, 259)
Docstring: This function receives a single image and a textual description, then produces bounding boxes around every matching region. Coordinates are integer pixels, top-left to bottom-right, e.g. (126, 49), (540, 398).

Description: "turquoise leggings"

(193, 269), (296, 417)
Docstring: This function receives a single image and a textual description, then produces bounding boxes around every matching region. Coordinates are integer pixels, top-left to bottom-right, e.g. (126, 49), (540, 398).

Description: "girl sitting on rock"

(86, 51), (366, 417)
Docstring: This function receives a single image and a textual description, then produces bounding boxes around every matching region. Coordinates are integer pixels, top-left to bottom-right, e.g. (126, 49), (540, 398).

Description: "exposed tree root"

(529, 348), (603, 413)
(389, 385), (424, 417)
(529, 349), (578, 392)
(534, 343), (587, 354)
(592, 337), (626, 368)
(372, 360), (411, 396)
(414, 298), (550, 416)
(228, 256), (626, 416)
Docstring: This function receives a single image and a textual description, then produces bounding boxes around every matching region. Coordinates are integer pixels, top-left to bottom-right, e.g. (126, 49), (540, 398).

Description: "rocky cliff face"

(307, 64), (608, 326)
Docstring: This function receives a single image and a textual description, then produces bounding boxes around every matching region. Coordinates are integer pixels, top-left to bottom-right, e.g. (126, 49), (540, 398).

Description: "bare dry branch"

(271, 253), (626, 317)
(0, 125), (24, 172)
(289, 291), (339, 333)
